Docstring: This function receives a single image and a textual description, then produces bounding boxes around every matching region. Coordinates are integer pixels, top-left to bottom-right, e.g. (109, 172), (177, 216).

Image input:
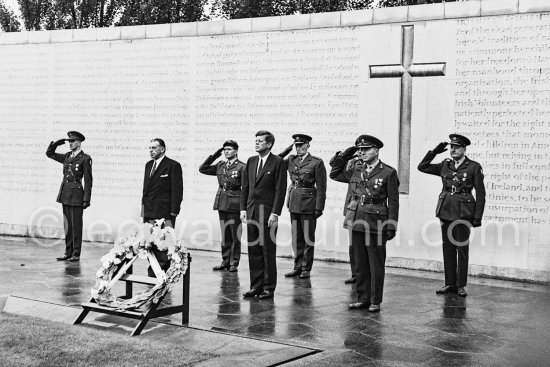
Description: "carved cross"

(369, 25), (446, 194)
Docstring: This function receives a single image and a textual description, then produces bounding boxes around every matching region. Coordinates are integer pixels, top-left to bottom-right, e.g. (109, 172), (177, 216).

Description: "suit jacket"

(284, 154), (327, 214)
(240, 153), (287, 220)
(331, 157), (399, 234)
(142, 156), (183, 219)
(46, 142), (93, 206)
(199, 155), (246, 212)
(418, 151), (485, 221)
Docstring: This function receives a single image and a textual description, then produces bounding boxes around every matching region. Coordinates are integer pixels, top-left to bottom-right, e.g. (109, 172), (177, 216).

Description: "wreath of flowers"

(91, 219), (188, 311)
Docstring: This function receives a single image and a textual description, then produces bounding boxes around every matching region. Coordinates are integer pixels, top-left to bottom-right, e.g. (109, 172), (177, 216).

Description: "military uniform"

(330, 135), (399, 309)
(46, 131), (92, 260)
(418, 134), (485, 292)
(199, 140), (245, 270)
(283, 136), (327, 275)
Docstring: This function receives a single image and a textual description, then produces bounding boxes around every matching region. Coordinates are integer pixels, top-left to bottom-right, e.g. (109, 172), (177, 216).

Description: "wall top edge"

(0, 0), (548, 45)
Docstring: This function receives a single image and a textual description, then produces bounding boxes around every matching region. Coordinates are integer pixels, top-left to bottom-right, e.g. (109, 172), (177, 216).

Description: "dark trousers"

(351, 230), (387, 304)
(62, 204), (83, 257)
(218, 211), (242, 267)
(144, 216), (175, 277)
(441, 220), (470, 287)
(349, 231), (356, 277)
(247, 209), (277, 291)
(290, 213), (316, 271)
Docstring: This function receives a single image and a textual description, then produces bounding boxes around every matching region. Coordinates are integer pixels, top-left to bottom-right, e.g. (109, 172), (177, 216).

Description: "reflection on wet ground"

(1, 236), (549, 366)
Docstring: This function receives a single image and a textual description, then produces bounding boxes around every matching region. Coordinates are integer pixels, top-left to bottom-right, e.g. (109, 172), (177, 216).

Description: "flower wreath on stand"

(91, 219), (188, 311)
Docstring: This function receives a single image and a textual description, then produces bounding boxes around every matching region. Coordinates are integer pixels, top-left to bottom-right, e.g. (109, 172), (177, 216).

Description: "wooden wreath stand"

(74, 251), (191, 336)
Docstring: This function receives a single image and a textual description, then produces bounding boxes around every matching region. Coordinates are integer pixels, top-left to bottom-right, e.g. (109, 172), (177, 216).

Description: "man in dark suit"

(330, 135), (399, 312)
(46, 131), (92, 262)
(199, 140), (246, 272)
(240, 130), (287, 299)
(418, 134), (485, 297)
(279, 134), (327, 279)
(142, 138), (183, 275)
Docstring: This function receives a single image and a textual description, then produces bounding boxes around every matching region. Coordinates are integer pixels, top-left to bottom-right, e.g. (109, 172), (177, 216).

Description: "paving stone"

(1, 235), (549, 366)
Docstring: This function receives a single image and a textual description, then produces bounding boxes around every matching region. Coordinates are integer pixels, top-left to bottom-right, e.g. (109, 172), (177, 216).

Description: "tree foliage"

(209, 0), (374, 19)
(0, 0), (21, 31)
(378, 0), (455, 7)
(10, 0), (205, 30)
(116, 0), (207, 26)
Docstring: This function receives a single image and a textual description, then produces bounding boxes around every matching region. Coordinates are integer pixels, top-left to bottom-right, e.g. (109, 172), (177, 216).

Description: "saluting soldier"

(330, 135), (399, 312)
(46, 131), (93, 262)
(418, 134), (486, 297)
(199, 140), (245, 272)
(279, 134), (327, 279)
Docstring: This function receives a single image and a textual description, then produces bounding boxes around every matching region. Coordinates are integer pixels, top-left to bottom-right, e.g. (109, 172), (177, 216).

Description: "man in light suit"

(240, 130), (287, 299)
(142, 138), (183, 276)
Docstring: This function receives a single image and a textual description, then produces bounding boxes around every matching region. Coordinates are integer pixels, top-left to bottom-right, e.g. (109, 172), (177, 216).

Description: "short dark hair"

(151, 138), (166, 149)
(255, 130), (275, 146)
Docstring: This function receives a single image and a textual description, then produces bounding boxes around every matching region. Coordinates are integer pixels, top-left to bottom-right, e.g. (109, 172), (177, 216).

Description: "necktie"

(366, 165), (372, 174)
(150, 161), (157, 177)
(257, 158), (263, 175)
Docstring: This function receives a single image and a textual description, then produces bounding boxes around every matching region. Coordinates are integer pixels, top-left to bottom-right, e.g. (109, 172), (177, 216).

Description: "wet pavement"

(1, 235), (549, 366)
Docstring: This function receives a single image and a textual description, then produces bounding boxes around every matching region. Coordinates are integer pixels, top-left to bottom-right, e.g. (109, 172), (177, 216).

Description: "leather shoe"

(436, 285), (457, 294)
(56, 256), (70, 261)
(228, 266), (238, 272)
(299, 271), (310, 279)
(258, 290), (274, 299)
(67, 256), (80, 262)
(243, 289), (262, 298)
(368, 304), (381, 312)
(348, 302), (369, 310)
(457, 287), (467, 297)
(212, 264), (229, 271)
(344, 276), (356, 284)
(285, 269), (301, 277)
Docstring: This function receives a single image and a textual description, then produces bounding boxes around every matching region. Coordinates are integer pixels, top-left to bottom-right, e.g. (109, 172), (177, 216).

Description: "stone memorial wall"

(1, 1), (549, 281)
(455, 13), (550, 226)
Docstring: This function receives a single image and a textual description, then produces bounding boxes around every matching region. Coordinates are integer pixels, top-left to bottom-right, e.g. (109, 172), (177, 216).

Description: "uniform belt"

(293, 183), (315, 188)
(352, 195), (386, 205)
(65, 180), (81, 184)
(221, 185), (240, 190)
(443, 187), (471, 194)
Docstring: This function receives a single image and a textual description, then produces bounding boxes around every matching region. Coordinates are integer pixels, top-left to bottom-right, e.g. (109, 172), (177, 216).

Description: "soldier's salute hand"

(213, 147), (224, 158)
(432, 142), (448, 155)
(278, 144), (294, 158)
(52, 138), (66, 146)
(342, 146), (358, 159)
